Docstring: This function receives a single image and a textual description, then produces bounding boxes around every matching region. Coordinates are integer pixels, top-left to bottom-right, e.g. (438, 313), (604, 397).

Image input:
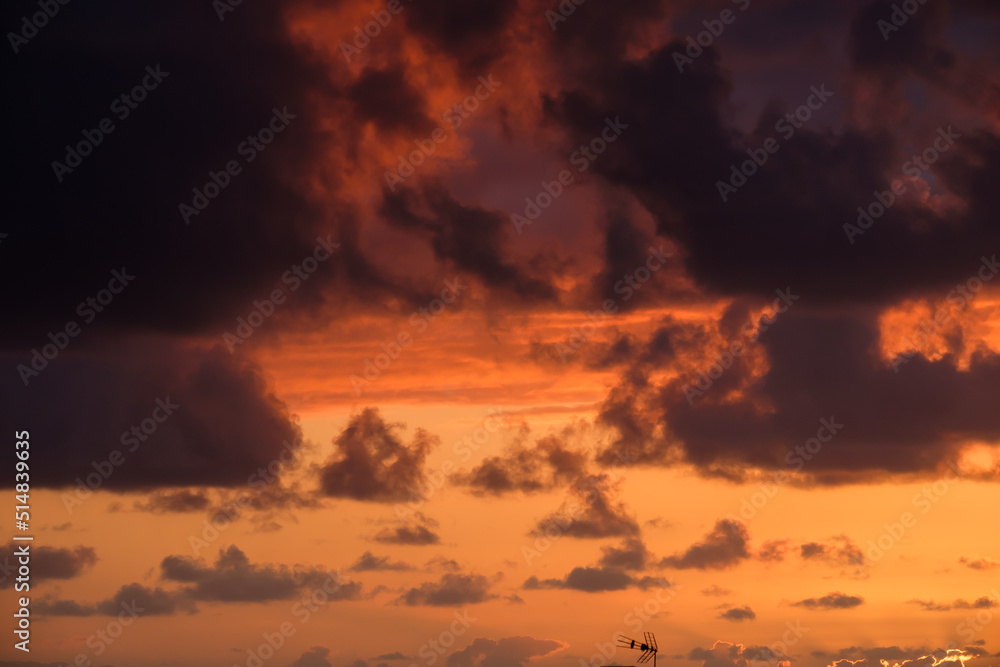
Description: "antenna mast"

(617, 632), (658, 667)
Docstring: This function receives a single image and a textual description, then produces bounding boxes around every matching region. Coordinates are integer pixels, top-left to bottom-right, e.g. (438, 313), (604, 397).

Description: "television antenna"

(618, 633), (658, 667)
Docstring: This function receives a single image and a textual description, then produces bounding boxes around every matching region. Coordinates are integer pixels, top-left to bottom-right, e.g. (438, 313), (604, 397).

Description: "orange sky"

(4, 1), (1000, 667)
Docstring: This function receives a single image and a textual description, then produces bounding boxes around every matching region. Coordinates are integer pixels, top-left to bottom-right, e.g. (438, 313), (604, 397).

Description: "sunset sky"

(3, 1), (1000, 667)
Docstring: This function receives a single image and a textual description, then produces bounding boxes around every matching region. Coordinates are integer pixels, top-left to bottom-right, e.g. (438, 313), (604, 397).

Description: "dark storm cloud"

(589, 303), (1000, 480)
(395, 572), (499, 606)
(3, 341), (302, 490)
(792, 592), (865, 610)
(451, 434), (587, 495)
(718, 606), (756, 622)
(591, 211), (665, 308)
(160, 545), (361, 602)
(660, 520), (751, 570)
(849, 0), (953, 75)
(543, 0), (665, 74)
(380, 183), (557, 302)
(349, 551), (413, 572)
(319, 408), (437, 502)
(349, 66), (434, 136)
(1, 1), (353, 346)
(0, 543), (96, 588)
(403, 0), (518, 74)
(534, 473), (640, 538)
(447, 637), (565, 667)
(663, 311), (1000, 480)
(544, 30), (1000, 310)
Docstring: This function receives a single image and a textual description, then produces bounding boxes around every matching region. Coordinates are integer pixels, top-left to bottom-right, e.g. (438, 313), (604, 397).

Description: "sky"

(2, 1), (1000, 667)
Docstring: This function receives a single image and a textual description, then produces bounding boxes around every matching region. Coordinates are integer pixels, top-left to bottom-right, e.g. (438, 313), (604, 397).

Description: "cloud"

(40, 545), (364, 617)
(812, 646), (927, 663)
(792, 592), (865, 610)
(800, 537), (866, 569)
(319, 408), (437, 502)
(959, 556), (1000, 570)
(380, 183), (556, 302)
(660, 520), (751, 570)
(524, 567), (673, 593)
(0, 543), (97, 588)
(907, 600), (954, 612)
(36, 582), (194, 617)
(373, 518), (441, 545)
(426, 556), (461, 571)
(289, 646), (333, 667)
(719, 606), (756, 622)
(534, 473), (640, 539)
(133, 489), (211, 513)
(446, 636), (566, 667)
(395, 572), (500, 606)
(598, 537), (652, 571)
(349, 551), (412, 572)
(451, 433), (587, 495)
(702, 585), (732, 597)
(524, 567), (632, 593)
(758, 539), (790, 563)
(821, 649), (977, 667)
(686, 641), (773, 667)
(2, 341), (303, 490)
(159, 545), (361, 603)
(908, 597), (999, 611)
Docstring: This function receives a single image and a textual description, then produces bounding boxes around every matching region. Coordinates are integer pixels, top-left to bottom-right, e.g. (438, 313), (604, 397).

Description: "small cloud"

(701, 585), (732, 597)
(426, 555), (461, 571)
(319, 408), (437, 503)
(396, 572), (500, 606)
(134, 489), (211, 513)
(660, 520), (750, 570)
(960, 556), (1000, 571)
(598, 537), (651, 571)
(349, 551), (412, 572)
(523, 567), (674, 594)
(0, 543), (97, 588)
(447, 637), (566, 667)
(373, 520), (441, 546)
(290, 646), (333, 667)
(908, 599), (953, 612)
(718, 606), (756, 622)
(534, 474), (640, 539)
(791, 592), (864, 610)
(758, 539), (790, 563)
